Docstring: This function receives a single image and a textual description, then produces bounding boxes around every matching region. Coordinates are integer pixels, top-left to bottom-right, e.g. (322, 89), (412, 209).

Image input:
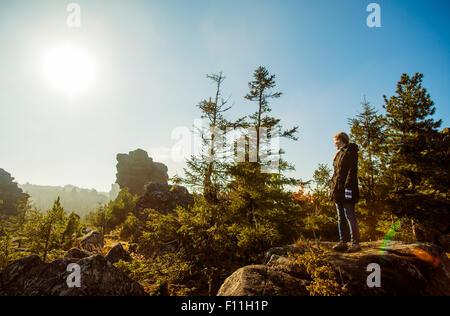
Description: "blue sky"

(0, 0), (449, 192)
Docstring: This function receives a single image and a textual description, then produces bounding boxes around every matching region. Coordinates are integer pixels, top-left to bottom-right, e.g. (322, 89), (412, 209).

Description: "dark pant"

(336, 202), (360, 244)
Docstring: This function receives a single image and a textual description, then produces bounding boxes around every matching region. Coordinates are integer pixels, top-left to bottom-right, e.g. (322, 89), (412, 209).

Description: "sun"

(43, 44), (96, 96)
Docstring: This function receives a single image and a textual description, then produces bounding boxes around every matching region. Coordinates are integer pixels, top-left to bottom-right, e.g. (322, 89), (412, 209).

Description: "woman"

(329, 132), (361, 252)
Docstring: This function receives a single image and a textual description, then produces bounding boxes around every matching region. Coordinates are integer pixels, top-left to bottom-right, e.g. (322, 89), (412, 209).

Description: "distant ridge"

(19, 183), (120, 217)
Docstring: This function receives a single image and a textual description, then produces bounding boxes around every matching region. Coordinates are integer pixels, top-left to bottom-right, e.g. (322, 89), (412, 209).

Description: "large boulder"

(135, 182), (194, 215)
(0, 254), (147, 296)
(79, 231), (104, 252)
(116, 149), (169, 196)
(218, 241), (450, 296)
(105, 243), (133, 264)
(217, 265), (309, 296)
(0, 255), (43, 292)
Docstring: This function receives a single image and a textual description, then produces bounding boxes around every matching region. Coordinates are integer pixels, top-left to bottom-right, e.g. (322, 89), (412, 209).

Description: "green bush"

(290, 242), (347, 296)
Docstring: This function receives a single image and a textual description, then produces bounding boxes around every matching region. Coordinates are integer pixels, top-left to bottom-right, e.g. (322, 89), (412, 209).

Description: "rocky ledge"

(217, 241), (450, 296)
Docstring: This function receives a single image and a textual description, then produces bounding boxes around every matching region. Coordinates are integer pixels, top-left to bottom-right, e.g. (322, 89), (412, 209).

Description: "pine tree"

(24, 197), (66, 262)
(122, 68), (305, 294)
(182, 72), (232, 203)
(382, 73), (448, 239)
(62, 212), (82, 250)
(244, 66), (298, 162)
(226, 66), (302, 260)
(8, 195), (32, 248)
(348, 97), (388, 240)
(107, 188), (136, 231)
(309, 164), (338, 239)
(0, 232), (12, 269)
(86, 204), (110, 234)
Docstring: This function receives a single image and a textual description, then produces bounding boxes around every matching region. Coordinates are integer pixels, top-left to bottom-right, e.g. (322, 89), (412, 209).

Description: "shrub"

(290, 241), (347, 296)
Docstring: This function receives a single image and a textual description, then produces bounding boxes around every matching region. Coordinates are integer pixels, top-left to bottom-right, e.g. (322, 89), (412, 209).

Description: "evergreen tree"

(226, 66), (302, 260)
(24, 197), (66, 262)
(244, 66), (298, 162)
(86, 188), (136, 233)
(308, 164), (338, 240)
(86, 204), (110, 234)
(107, 188), (136, 232)
(348, 97), (388, 240)
(122, 68), (305, 294)
(0, 232), (12, 269)
(382, 73), (448, 239)
(182, 72), (232, 203)
(136, 198), (238, 295)
(62, 212), (82, 250)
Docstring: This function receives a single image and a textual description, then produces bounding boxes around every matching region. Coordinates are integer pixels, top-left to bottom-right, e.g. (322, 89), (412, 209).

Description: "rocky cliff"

(135, 182), (194, 215)
(0, 168), (26, 216)
(116, 149), (169, 196)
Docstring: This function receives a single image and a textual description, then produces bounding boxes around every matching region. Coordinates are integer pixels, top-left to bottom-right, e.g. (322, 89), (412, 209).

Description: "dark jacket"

(329, 143), (360, 204)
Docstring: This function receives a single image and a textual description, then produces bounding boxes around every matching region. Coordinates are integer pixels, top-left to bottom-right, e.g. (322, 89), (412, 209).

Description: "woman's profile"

(329, 132), (362, 253)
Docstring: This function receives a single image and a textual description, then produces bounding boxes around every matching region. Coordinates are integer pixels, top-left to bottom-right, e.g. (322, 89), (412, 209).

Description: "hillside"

(2, 235), (448, 296)
(19, 183), (119, 217)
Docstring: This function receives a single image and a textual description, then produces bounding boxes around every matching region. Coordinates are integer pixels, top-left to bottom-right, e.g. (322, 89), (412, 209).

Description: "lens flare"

(379, 218), (406, 256)
(413, 248), (440, 268)
(380, 219), (441, 268)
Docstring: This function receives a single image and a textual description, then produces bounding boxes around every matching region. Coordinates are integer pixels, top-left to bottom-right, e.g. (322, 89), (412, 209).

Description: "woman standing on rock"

(329, 132), (361, 253)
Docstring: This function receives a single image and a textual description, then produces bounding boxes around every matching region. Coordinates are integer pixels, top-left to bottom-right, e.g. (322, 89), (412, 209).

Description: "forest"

(0, 67), (449, 296)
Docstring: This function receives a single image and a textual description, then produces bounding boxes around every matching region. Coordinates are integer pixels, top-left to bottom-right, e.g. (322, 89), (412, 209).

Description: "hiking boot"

(347, 243), (362, 253)
(332, 242), (348, 252)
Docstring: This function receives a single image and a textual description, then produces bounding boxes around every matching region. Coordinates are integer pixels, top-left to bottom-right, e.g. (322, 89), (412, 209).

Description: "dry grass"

(102, 234), (130, 255)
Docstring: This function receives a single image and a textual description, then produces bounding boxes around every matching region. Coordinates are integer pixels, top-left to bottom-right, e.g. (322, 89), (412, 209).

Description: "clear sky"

(1, 0), (449, 192)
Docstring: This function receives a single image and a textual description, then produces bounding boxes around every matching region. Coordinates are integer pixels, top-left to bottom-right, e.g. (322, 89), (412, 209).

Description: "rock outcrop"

(79, 230), (104, 252)
(217, 265), (309, 296)
(218, 241), (450, 296)
(64, 248), (91, 260)
(0, 252), (147, 296)
(105, 243), (133, 264)
(116, 149), (169, 196)
(135, 182), (194, 215)
(0, 168), (26, 216)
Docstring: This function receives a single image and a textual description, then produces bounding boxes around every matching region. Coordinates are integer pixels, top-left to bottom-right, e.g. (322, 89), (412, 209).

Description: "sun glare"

(43, 44), (96, 96)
